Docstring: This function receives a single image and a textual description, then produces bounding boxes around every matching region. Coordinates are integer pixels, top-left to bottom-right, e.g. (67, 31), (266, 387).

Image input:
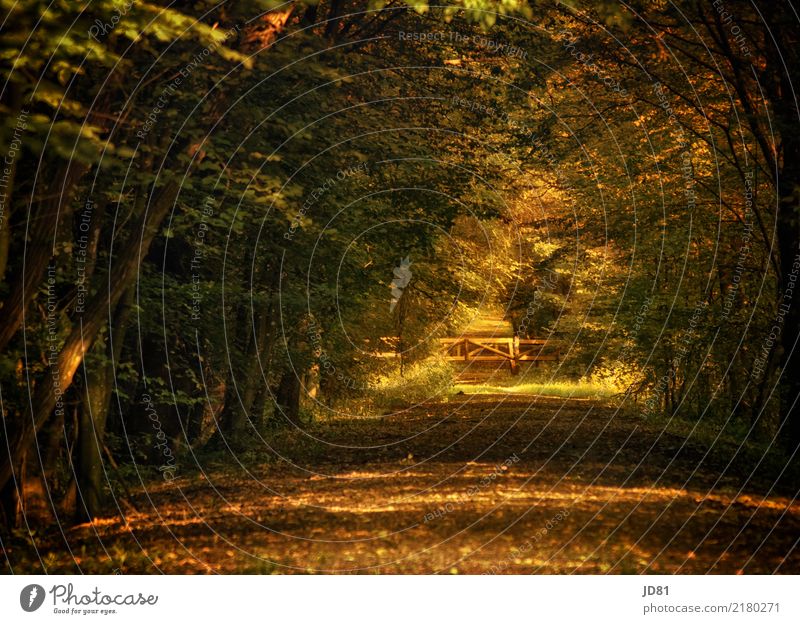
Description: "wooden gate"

(439, 337), (560, 374)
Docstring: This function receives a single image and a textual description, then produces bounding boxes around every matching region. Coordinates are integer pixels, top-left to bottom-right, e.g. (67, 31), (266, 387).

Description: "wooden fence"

(439, 337), (560, 374)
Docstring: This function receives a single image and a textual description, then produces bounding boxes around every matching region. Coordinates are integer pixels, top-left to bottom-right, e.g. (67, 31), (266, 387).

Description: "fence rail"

(439, 337), (560, 374)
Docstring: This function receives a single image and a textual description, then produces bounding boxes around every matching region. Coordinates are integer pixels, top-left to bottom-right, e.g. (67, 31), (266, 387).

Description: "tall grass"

(312, 356), (456, 420)
(451, 365), (622, 399)
(452, 380), (618, 399)
(370, 355), (455, 406)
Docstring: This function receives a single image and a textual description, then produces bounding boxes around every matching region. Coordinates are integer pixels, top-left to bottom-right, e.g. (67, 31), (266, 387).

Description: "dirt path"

(20, 395), (800, 573)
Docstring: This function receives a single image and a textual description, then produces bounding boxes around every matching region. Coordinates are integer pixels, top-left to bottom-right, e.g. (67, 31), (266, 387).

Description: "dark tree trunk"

(0, 160), (87, 352)
(222, 307), (274, 439)
(220, 304), (251, 440)
(275, 370), (301, 423)
(75, 286), (134, 522)
(0, 455), (24, 528)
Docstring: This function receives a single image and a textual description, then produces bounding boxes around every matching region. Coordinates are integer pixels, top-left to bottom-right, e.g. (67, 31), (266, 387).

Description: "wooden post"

(508, 337), (519, 375)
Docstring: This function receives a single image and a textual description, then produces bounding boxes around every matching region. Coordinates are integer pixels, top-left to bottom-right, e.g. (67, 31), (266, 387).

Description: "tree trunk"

(275, 370), (301, 423)
(75, 286), (134, 522)
(0, 160), (87, 352)
(222, 307), (273, 439)
(0, 454), (24, 528)
(220, 304), (250, 440)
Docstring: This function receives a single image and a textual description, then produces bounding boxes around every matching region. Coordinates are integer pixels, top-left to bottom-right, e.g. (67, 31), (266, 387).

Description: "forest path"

(49, 394), (800, 573)
(461, 310), (514, 338)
